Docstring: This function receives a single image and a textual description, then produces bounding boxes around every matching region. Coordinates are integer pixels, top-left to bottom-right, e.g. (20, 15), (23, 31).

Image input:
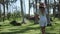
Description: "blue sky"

(0, 0), (55, 15)
(13, 0), (58, 15)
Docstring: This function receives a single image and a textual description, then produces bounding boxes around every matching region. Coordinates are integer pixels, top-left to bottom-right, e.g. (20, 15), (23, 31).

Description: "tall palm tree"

(20, 0), (25, 24)
(3, 3), (5, 21)
(45, 0), (47, 5)
(53, 0), (56, 18)
(45, 0), (51, 24)
(0, 0), (6, 21)
(6, 0), (9, 20)
(58, 0), (60, 18)
(0, 0), (17, 21)
(0, 4), (1, 21)
(35, 0), (37, 13)
(29, 0), (30, 16)
(34, 0), (39, 24)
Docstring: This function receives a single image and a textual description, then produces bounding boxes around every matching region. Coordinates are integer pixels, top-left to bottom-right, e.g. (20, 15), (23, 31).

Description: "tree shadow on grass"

(46, 32), (57, 34)
(0, 26), (40, 34)
(1, 21), (58, 34)
(0, 25), (57, 34)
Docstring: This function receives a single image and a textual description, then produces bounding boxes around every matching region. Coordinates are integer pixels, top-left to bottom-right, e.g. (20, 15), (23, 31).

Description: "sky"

(24, 0), (53, 15)
(0, 0), (55, 15)
(15, 0), (35, 15)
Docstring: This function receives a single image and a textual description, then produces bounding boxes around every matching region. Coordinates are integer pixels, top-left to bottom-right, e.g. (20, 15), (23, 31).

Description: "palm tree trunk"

(29, 0), (30, 16)
(3, 4), (5, 21)
(45, 0), (50, 24)
(58, 0), (60, 18)
(20, 0), (25, 24)
(45, 0), (47, 5)
(0, 4), (1, 21)
(35, 0), (37, 13)
(53, 0), (56, 19)
(34, 0), (39, 24)
(6, 2), (9, 20)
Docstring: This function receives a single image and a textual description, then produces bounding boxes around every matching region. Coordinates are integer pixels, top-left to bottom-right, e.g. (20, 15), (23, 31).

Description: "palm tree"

(0, 0), (6, 21)
(29, 0), (30, 16)
(53, 0), (56, 18)
(34, 0), (39, 24)
(58, 0), (60, 18)
(0, 4), (1, 21)
(4, 0), (9, 20)
(45, 0), (51, 25)
(20, 0), (25, 24)
(0, 0), (17, 21)
(35, 0), (37, 13)
(0, 0), (4, 21)
(45, 0), (47, 5)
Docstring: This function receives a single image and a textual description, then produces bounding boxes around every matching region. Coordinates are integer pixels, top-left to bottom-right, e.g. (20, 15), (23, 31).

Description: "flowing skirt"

(39, 16), (47, 27)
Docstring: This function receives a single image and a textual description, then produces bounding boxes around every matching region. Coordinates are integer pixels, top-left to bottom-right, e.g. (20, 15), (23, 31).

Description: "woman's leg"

(41, 26), (45, 34)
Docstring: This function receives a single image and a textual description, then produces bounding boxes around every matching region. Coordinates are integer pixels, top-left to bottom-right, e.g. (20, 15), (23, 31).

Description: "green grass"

(0, 18), (60, 34)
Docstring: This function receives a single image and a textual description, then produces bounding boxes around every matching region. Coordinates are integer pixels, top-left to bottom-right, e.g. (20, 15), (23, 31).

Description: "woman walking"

(38, 2), (47, 34)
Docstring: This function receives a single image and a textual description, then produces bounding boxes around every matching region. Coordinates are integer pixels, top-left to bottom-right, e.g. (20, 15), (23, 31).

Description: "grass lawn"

(0, 18), (60, 34)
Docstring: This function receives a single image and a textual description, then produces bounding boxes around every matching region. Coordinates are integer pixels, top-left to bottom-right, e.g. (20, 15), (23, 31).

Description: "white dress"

(39, 14), (47, 27)
(38, 10), (47, 27)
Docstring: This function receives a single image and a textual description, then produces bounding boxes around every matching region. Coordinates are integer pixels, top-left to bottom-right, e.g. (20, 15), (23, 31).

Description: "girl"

(38, 3), (47, 34)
